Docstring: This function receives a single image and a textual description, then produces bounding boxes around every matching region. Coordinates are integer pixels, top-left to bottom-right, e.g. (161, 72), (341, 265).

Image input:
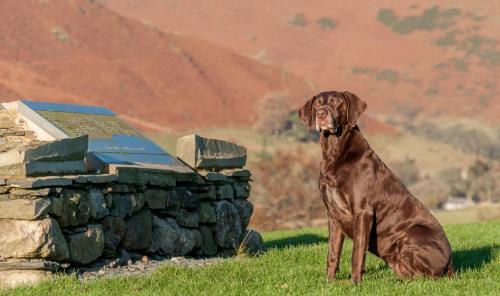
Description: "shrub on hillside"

(253, 92), (290, 136)
(408, 178), (450, 208)
(387, 158), (420, 186)
(251, 147), (323, 230)
(282, 112), (320, 142)
(408, 121), (500, 159)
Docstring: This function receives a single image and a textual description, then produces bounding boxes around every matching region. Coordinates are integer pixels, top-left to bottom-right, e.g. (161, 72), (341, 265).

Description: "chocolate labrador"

(298, 91), (453, 284)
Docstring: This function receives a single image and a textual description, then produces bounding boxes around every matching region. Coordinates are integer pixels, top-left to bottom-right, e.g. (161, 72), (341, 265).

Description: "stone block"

(193, 185), (216, 200)
(56, 189), (90, 228)
(23, 135), (87, 163)
(0, 136), (88, 177)
(24, 160), (87, 177)
(220, 169), (251, 179)
(115, 167), (176, 187)
(176, 134), (246, 169)
(213, 201), (242, 249)
(0, 198), (51, 220)
(198, 225), (217, 256)
(0, 218), (69, 261)
(144, 189), (167, 210)
(133, 192), (145, 212)
(240, 229), (265, 255)
(216, 184), (234, 200)
(9, 187), (53, 199)
(176, 209), (199, 228)
(74, 174), (118, 184)
(232, 199), (253, 229)
(176, 187), (199, 208)
(198, 202), (216, 224)
(0, 260), (60, 272)
(111, 184), (133, 193)
(65, 224), (104, 265)
(191, 229), (202, 249)
(88, 188), (109, 220)
(6, 176), (74, 188)
(234, 182), (251, 199)
(121, 208), (153, 251)
(148, 217), (195, 256)
(101, 215), (126, 257)
(109, 194), (135, 218)
(165, 190), (180, 209)
(197, 171), (228, 182)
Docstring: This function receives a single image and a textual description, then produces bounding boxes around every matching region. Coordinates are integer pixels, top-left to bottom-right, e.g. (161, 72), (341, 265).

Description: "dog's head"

(298, 91), (367, 135)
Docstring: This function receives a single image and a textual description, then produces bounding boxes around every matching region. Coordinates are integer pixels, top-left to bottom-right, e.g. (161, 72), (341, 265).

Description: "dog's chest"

(325, 186), (354, 235)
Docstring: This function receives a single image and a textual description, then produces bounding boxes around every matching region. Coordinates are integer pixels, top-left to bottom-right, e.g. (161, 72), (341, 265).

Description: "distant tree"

(289, 14), (308, 27)
(253, 92), (290, 136)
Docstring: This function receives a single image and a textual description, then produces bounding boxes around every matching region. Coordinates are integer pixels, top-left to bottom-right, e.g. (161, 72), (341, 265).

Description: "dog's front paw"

(351, 274), (362, 285)
(326, 269), (336, 283)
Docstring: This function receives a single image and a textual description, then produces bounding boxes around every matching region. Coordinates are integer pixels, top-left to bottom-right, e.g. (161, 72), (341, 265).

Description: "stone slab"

(6, 176), (75, 188)
(0, 198), (51, 220)
(219, 169), (252, 178)
(0, 136), (87, 177)
(176, 134), (246, 169)
(24, 159), (87, 176)
(0, 260), (60, 272)
(112, 167), (176, 187)
(23, 135), (87, 162)
(197, 171), (228, 182)
(0, 270), (53, 289)
(74, 174), (118, 184)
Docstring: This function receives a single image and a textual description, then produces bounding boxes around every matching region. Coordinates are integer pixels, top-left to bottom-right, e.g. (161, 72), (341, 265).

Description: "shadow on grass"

(452, 245), (499, 272)
(265, 234), (327, 249)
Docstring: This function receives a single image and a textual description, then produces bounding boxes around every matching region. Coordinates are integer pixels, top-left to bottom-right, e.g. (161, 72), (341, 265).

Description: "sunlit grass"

(4, 221), (499, 295)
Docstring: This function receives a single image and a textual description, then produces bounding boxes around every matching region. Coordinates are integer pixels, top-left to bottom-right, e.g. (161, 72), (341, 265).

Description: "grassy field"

(3, 220), (499, 296)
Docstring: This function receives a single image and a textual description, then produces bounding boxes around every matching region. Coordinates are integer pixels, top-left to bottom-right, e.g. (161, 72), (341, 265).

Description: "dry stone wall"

(0, 131), (262, 288)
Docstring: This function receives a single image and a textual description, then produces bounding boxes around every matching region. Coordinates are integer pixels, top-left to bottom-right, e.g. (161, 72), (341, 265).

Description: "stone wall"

(0, 133), (261, 288)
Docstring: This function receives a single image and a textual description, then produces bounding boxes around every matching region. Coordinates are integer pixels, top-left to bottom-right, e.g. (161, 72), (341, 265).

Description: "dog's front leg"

(351, 210), (373, 284)
(327, 218), (345, 282)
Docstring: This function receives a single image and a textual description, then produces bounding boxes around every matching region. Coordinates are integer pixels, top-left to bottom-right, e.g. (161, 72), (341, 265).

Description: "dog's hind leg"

(394, 225), (452, 278)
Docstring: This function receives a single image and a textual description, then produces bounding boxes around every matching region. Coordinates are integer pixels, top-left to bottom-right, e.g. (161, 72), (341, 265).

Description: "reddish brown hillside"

(0, 0), (313, 130)
(103, 0), (500, 123)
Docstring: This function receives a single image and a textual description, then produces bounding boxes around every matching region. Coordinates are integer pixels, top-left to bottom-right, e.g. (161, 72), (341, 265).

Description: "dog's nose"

(316, 109), (328, 119)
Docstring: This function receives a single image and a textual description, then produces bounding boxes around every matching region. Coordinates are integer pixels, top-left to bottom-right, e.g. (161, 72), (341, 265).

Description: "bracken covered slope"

(103, 0), (500, 123)
(0, 0), (313, 130)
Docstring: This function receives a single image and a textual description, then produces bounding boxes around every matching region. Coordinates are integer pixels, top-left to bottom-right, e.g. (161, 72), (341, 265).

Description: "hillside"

(103, 0), (500, 124)
(5, 221), (499, 295)
(0, 0), (313, 131)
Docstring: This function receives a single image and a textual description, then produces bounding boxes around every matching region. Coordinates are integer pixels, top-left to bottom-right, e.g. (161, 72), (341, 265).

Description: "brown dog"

(298, 91), (453, 284)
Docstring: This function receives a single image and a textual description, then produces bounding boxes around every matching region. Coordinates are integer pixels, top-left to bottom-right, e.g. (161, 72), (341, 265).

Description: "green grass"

(3, 221), (499, 295)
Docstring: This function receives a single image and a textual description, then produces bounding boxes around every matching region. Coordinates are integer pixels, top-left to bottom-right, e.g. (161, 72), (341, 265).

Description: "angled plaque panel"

(17, 100), (189, 173)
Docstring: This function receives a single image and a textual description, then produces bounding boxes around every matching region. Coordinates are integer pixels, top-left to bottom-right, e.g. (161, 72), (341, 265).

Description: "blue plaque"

(17, 100), (189, 173)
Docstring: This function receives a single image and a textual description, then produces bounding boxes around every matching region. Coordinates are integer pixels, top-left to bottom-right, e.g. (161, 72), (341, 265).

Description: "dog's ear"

(342, 91), (367, 127)
(298, 96), (316, 130)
